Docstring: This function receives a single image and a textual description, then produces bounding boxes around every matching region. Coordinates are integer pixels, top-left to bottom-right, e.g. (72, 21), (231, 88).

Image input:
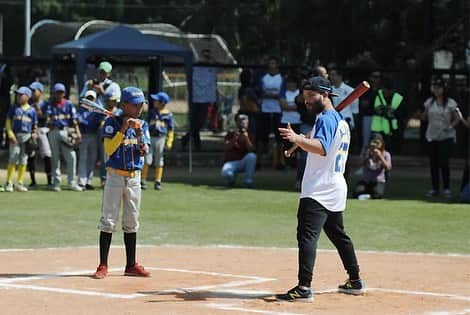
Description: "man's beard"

(306, 98), (325, 115)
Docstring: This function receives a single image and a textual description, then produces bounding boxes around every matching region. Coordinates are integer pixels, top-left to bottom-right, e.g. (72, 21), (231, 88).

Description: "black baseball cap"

(302, 76), (338, 97)
(432, 77), (447, 87)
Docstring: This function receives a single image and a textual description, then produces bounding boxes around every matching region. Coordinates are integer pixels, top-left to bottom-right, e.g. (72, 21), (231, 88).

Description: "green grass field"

(1, 169), (469, 254)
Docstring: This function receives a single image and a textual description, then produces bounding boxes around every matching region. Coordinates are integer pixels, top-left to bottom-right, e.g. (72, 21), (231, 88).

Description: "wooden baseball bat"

(284, 81), (370, 158)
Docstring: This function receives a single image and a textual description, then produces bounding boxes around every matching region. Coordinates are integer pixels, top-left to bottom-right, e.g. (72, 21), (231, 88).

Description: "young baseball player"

(46, 83), (83, 192)
(77, 90), (105, 190)
(5, 86), (38, 192)
(93, 86), (151, 279)
(27, 81), (52, 188)
(276, 76), (365, 302)
(141, 92), (174, 190)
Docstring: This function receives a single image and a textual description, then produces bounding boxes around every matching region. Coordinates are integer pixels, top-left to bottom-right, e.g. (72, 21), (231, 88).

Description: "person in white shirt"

(256, 56), (285, 169)
(329, 68), (359, 129)
(275, 76), (364, 302)
(330, 68), (359, 182)
(80, 61), (121, 108)
(280, 76), (301, 168)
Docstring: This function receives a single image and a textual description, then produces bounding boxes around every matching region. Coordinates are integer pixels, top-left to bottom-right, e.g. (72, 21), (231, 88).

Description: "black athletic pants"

(297, 198), (360, 287)
(428, 139), (453, 191)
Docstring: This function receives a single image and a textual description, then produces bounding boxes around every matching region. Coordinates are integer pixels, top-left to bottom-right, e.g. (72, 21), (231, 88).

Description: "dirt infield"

(1, 246), (469, 315)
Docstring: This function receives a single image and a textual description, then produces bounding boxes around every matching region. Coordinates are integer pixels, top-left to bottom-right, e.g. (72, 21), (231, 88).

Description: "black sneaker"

(141, 181), (147, 190)
(154, 181), (162, 190)
(85, 184), (95, 190)
(28, 183), (37, 190)
(275, 286), (314, 302)
(338, 279), (365, 295)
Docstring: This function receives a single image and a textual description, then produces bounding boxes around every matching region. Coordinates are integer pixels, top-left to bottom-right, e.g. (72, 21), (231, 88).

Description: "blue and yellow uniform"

(5, 86), (38, 190)
(78, 107), (106, 134)
(148, 108), (174, 138)
(102, 113), (150, 171)
(95, 87), (152, 279)
(6, 103), (38, 135)
(46, 99), (78, 129)
(142, 92), (174, 189)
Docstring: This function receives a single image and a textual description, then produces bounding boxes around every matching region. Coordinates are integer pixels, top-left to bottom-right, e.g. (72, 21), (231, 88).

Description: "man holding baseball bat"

(275, 76), (364, 302)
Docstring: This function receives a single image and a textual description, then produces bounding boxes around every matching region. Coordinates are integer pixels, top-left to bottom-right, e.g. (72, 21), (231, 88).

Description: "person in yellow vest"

(370, 77), (404, 151)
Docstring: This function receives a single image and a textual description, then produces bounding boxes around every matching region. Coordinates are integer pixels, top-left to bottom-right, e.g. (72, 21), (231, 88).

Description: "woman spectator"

(354, 134), (392, 199)
(421, 78), (460, 198)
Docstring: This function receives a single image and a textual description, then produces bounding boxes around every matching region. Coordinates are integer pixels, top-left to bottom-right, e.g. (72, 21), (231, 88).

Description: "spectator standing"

(81, 61), (121, 107)
(46, 83), (82, 192)
(280, 76), (301, 168)
(77, 90), (105, 190)
(421, 78), (460, 198)
(27, 81), (52, 188)
(330, 69), (359, 182)
(330, 69), (359, 130)
(221, 114), (256, 188)
(181, 48), (218, 151)
(256, 56), (285, 169)
(5, 87), (38, 192)
(370, 77), (404, 151)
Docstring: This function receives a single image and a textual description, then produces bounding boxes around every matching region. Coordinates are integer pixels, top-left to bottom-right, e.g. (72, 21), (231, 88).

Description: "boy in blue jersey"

(93, 87), (151, 279)
(141, 92), (174, 190)
(27, 81), (52, 188)
(77, 90), (105, 190)
(5, 87), (38, 192)
(46, 83), (83, 192)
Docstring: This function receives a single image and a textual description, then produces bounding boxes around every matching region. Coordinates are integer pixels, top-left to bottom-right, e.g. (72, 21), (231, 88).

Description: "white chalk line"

(367, 288), (470, 302)
(0, 265), (276, 301)
(1, 244), (470, 258)
(206, 303), (304, 315)
(0, 283), (145, 299)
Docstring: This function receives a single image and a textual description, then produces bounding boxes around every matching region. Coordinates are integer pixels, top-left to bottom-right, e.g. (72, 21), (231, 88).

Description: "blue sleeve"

(313, 113), (339, 155)
(102, 118), (118, 138)
(141, 121), (151, 145)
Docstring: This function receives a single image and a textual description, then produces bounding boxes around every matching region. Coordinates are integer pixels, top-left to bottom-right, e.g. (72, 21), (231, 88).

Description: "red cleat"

(124, 263), (151, 277)
(93, 264), (108, 279)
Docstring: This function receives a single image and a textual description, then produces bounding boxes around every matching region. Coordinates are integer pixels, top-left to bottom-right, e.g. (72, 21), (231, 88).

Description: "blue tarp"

(52, 25), (193, 102)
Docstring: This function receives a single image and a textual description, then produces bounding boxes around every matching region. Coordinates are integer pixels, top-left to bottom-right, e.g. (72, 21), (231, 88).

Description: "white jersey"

(300, 110), (350, 212)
